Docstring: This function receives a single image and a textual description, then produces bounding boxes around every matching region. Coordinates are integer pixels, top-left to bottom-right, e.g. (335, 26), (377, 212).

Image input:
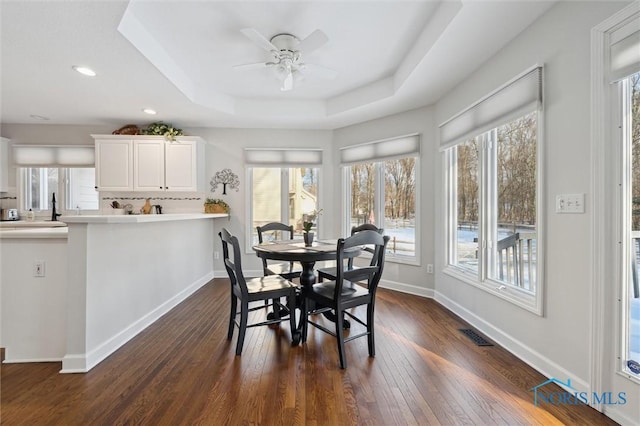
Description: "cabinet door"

(164, 141), (197, 191)
(95, 140), (133, 191)
(134, 140), (165, 191)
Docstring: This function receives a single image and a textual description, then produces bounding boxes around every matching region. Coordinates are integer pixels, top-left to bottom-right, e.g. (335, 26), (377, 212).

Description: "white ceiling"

(0, 1), (556, 130)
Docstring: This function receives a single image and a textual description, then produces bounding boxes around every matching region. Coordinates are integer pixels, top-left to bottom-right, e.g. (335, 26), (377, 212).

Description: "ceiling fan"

(234, 28), (338, 92)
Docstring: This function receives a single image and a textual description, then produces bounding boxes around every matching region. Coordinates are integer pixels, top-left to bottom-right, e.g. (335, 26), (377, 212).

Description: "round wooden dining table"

(252, 238), (361, 343)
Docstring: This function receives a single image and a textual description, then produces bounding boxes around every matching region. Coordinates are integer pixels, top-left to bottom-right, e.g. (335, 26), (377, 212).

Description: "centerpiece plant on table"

(302, 209), (323, 246)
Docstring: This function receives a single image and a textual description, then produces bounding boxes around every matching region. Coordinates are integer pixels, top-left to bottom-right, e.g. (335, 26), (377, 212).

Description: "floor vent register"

(459, 329), (494, 346)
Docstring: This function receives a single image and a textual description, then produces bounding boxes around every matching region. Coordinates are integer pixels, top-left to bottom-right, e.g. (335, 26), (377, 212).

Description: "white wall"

(332, 106), (436, 295)
(435, 0), (629, 399)
(1, 236), (68, 362)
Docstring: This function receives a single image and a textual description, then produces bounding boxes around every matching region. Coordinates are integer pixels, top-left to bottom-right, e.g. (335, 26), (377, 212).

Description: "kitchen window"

(441, 66), (543, 314)
(14, 145), (98, 215)
(21, 167), (99, 214)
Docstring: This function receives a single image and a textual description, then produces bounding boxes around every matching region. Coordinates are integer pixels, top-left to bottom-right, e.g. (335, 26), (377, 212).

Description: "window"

(15, 145), (97, 215)
(21, 167), (99, 213)
(245, 148), (323, 248)
(622, 71), (640, 375)
(249, 167), (319, 245)
(442, 67), (542, 313)
(342, 135), (420, 263)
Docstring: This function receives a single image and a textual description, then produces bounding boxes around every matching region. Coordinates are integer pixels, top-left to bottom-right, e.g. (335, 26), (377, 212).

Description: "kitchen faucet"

(51, 192), (61, 221)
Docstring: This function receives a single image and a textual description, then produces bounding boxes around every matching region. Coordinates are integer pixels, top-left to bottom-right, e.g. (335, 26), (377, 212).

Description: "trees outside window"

(347, 156), (418, 261)
(447, 111), (539, 297)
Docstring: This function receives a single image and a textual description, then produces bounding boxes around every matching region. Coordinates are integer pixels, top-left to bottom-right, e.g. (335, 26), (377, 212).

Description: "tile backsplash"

(99, 191), (207, 214)
(0, 192), (18, 210)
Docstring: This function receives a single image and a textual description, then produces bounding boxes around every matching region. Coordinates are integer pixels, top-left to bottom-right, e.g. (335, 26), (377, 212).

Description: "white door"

(134, 140), (165, 191)
(164, 141), (196, 191)
(95, 140), (133, 191)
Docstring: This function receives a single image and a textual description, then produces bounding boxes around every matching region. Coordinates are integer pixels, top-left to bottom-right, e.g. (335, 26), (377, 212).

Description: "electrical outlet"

(427, 264), (434, 274)
(214, 251), (220, 260)
(33, 261), (45, 277)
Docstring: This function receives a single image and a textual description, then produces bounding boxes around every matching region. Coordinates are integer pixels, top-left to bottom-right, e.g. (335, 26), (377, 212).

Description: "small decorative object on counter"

(142, 121), (183, 141)
(302, 209), (323, 247)
(141, 198), (152, 214)
(110, 200), (126, 215)
(26, 209), (35, 221)
(210, 168), (240, 195)
(204, 198), (230, 214)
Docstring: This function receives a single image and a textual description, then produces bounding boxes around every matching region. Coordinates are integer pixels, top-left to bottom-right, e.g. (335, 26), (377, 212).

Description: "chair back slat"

(219, 228), (248, 297)
(256, 222), (297, 274)
(348, 224), (384, 268)
(257, 222), (295, 243)
(335, 230), (389, 300)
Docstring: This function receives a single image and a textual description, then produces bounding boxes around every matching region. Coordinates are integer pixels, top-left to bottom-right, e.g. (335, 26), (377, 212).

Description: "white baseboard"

(61, 272), (213, 374)
(603, 406), (639, 426)
(3, 357), (62, 364)
(434, 290), (590, 392)
(379, 278), (434, 298)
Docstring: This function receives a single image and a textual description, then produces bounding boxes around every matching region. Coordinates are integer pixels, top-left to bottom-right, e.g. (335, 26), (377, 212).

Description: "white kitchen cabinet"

(164, 140), (204, 192)
(0, 137), (9, 192)
(134, 140), (165, 191)
(93, 135), (205, 192)
(94, 138), (134, 191)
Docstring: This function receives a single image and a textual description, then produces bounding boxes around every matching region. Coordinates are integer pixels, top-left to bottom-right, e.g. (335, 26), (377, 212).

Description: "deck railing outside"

(496, 232), (536, 290)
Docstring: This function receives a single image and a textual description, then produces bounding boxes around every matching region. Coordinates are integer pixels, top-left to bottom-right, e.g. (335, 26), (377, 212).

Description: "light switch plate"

(556, 193), (585, 213)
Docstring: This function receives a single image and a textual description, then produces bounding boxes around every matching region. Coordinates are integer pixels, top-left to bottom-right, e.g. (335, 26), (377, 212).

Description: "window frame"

(246, 166), (322, 253)
(443, 108), (545, 315)
(615, 73), (640, 382)
(342, 155), (421, 266)
(19, 167), (100, 217)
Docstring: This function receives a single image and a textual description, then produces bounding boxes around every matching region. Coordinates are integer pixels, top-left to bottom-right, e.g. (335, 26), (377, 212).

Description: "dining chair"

(256, 222), (303, 281)
(219, 228), (298, 355)
(316, 224), (384, 282)
(301, 230), (390, 369)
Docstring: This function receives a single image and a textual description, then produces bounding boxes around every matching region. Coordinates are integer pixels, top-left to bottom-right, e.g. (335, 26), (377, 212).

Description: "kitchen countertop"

(0, 226), (68, 239)
(60, 213), (227, 224)
(0, 220), (67, 228)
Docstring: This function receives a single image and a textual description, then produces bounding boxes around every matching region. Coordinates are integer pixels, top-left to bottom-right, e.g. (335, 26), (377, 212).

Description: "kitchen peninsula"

(1, 213), (227, 373)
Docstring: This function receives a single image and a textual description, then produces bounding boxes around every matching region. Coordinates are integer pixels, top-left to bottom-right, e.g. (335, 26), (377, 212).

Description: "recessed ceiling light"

(143, 108), (157, 115)
(30, 114), (50, 121)
(72, 66), (96, 77)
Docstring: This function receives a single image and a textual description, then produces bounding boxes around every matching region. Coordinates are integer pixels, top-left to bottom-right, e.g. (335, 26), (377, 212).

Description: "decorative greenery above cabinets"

(92, 135), (205, 192)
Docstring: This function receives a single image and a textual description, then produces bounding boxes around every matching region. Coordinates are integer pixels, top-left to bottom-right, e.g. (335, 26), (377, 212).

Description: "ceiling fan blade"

(301, 63), (338, 80)
(298, 29), (328, 55)
(233, 62), (272, 70)
(240, 28), (279, 52)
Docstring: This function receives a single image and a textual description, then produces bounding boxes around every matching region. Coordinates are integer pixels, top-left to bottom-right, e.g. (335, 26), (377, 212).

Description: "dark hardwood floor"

(1, 279), (616, 425)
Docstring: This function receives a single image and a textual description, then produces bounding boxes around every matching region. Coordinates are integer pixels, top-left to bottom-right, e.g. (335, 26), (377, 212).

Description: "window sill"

(443, 265), (543, 316)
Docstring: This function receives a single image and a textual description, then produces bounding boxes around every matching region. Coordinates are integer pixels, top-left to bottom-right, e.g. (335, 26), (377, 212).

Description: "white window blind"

(439, 66), (543, 150)
(339, 134), (420, 166)
(609, 13), (640, 82)
(13, 145), (95, 167)
(244, 148), (322, 167)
